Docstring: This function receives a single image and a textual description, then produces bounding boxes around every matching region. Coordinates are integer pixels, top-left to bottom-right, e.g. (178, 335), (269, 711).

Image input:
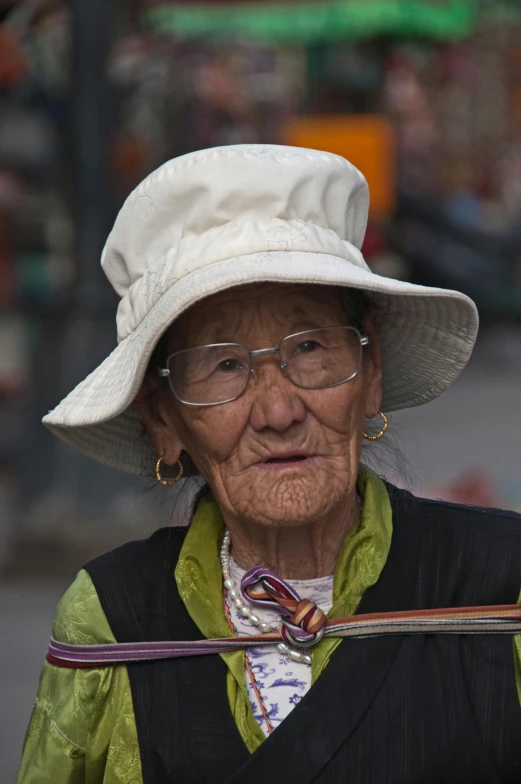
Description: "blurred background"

(1, 0), (521, 777)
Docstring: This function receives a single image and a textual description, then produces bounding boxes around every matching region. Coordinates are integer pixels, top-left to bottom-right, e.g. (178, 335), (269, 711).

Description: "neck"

(224, 490), (361, 580)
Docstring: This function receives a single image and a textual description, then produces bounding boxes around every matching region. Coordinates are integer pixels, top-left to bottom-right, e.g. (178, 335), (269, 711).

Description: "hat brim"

(43, 250), (478, 476)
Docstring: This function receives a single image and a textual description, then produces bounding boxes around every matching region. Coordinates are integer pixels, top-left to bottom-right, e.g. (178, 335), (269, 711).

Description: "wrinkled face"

(141, 283), (382, 528)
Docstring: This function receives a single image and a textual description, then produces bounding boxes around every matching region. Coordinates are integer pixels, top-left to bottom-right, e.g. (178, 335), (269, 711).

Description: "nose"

(249, 360), (307, 433)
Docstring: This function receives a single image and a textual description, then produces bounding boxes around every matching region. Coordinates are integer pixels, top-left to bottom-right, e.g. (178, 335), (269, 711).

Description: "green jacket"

(17, 467), (521, 783)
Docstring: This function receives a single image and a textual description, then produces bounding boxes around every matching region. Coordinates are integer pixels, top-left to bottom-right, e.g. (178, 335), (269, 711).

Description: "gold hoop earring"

(363, 411), (388, 441)
(155, 456), (184, 486)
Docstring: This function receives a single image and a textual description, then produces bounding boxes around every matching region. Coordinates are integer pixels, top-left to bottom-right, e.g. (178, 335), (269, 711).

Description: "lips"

(265, 455), (308, 464)
(255, 451), (316, 467)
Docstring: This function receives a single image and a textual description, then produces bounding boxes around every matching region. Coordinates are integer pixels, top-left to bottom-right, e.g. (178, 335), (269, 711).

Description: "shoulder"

(81, 527), (189, 644)
(413, 493), (521, 534)
(386, 484), (521, 605)
(85, 526), (188, 578)
(53, 529), (187, 644)
(386, 482), (521, 535)
(53, 568), (116, 644)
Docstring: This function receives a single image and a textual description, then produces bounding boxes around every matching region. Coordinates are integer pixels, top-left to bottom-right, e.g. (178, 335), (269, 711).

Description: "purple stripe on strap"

(48, 633), (282, 664)
(46, 605), (521, 668)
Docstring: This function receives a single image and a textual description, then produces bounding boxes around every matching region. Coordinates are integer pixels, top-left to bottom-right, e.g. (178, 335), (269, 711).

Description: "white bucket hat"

(44, 144), (479, 476)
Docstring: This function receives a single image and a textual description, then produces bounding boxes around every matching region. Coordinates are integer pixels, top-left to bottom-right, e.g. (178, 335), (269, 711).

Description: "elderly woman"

(18, 145), (521, 784)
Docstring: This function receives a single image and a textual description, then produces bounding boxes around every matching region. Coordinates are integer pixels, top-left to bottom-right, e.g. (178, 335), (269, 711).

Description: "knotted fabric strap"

(47, 604), (521, 668)
(46, 567), (521, 668)
(241, 566), (326, 647)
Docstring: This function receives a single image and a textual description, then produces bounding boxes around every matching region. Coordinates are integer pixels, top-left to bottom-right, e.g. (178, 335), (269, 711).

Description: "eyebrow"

(182, 301), (340, 348)
(189, 320), (338, 350)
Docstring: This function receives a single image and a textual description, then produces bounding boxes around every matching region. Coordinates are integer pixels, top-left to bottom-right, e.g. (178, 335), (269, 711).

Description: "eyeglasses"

(157, 326), (369, 407)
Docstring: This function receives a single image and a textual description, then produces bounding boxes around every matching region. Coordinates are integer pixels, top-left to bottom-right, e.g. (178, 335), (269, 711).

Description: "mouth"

(255, 452), (317, 469)
(266, 455), (308, 464)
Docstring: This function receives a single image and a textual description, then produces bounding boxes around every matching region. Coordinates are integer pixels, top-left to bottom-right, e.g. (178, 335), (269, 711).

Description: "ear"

(361, 309), (383, 418)
(136, 376), (186, 466)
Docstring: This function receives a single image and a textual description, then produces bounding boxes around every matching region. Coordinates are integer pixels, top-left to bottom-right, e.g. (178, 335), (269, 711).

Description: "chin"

(231, 474), (343, 528)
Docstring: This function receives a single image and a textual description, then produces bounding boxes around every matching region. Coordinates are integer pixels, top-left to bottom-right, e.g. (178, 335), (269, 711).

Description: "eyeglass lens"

(281, 327), (362, 390)
(166, 327), (363, 405)
(167, 343), (251, 405)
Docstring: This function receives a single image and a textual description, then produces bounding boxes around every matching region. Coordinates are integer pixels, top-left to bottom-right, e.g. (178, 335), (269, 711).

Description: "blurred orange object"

(0, 27), (29, 87)
(113, 133), (147, 186)
(282, 114), (395, 218)
(431, 470), (500, 509)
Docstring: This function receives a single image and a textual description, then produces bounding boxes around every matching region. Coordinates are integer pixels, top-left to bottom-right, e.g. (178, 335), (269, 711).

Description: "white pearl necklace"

(220, 528), (312, 666)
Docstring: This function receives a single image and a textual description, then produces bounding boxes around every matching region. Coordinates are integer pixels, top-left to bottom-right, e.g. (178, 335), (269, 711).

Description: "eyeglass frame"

(157, 326), (370, 407)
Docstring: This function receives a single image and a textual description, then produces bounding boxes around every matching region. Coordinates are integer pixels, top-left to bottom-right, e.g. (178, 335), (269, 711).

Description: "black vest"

(85, 485), (521, 784)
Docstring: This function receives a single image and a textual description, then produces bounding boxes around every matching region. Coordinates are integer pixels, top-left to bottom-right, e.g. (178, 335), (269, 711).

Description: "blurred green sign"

(143, 0), (478, 43)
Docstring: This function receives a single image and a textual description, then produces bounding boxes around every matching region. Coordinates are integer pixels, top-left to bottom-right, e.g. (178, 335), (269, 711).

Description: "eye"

(295, 340), (321, 354)
(216, 358), (244, 372)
